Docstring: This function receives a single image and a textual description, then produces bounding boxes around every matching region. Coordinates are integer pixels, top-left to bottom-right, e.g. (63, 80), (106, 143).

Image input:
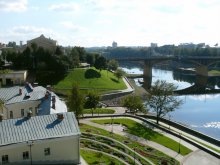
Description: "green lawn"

(209, 70), (220, 76)
(81, 149), (125, 165)
(92, 118), (192, 156)
(83, 108), (115, 114)
(54, 68), (127, 90)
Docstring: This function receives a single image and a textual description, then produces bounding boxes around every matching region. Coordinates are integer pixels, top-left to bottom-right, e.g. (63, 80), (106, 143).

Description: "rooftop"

(0, 84), (67, 115)
(0, 112), (80, 147)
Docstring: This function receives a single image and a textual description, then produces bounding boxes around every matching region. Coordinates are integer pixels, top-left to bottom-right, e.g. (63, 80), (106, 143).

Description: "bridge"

(116, 55), (220, 76)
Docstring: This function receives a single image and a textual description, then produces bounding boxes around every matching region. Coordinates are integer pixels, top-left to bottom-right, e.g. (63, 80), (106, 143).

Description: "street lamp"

(27, 140), (34, 165)
(168, 113), (172, 130)
(133, 146), (137, 165)
(111, 116), (114, 134)
(178, 133), (181, 154)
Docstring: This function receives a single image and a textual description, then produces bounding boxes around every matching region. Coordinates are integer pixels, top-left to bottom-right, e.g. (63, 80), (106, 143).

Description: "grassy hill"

(54, 68), (127, 93)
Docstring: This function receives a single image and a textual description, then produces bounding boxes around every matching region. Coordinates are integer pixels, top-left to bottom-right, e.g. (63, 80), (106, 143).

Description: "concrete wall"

(0, 136), (80, 165)
(5, 100), (40, 119)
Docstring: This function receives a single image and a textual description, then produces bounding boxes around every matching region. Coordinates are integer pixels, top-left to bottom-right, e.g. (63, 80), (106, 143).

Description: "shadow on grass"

(126, 123), (158, 140)
(111, 78), (119, 83)
(85, 69), (101, 79)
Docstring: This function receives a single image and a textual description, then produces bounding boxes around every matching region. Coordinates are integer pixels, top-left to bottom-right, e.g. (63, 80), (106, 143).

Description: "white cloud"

(60, 21), (87, 32)
(48, 2), (80, 12)
(0, 0), (28, 12)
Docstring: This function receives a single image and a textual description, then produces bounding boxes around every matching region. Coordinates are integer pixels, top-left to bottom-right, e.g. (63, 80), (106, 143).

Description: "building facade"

(0, 70), (28, 86)
(0, 112), (81, 165)
(26, 34), (57, 52)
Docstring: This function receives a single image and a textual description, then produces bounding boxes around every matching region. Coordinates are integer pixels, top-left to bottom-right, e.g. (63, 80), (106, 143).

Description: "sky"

(0, 0), (220, 47)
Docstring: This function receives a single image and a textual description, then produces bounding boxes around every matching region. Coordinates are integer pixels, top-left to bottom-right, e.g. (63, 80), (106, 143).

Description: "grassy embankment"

(209, 70), (220, 76)
(83, 108), (115, 114)
(53, 68), (127, 95)
(92, 118), (192, 156)
(81, 149), (125, 165)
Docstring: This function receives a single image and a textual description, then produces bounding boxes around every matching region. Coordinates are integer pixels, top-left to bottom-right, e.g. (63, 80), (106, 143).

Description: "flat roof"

(0, 112), (80, 147)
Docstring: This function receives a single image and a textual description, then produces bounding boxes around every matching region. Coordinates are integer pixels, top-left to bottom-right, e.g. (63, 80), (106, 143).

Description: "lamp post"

(178, 133), (181, 154)
(27, 140), (34, 165)
(168, 113), (172, 130)
(133, 146), (136, 165)
(111, 116), (114, 134)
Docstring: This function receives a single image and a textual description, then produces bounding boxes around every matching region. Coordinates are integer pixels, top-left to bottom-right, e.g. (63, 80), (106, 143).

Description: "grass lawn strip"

(81, 138), (142, 165)
(80, 148), (127, 165)
(149, 118), (220, 154)
(92, 118), (192, 156)
(82, 132), (154, 165)
(54, 68), (127, 90)
(83, 108), (115, 114)
(80, 123), (179, 165)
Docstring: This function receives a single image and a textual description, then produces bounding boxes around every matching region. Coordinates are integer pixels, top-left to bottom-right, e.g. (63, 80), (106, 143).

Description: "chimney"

(0, 114), (3, 122)
(27, 110), (32, 118)
(19, 88), (22, 95)
(57, 113), (64, 121)
(52, 102), (55, 109)
(46, 85), (51, 91)
(52, 96), (56, 103)
(45, 91), (50, 99)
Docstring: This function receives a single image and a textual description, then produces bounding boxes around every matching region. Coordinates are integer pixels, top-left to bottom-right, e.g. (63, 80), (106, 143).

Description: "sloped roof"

(0, 84), (67, 115)
(0, 112), (80, 147)
(0, 85), (46, 104)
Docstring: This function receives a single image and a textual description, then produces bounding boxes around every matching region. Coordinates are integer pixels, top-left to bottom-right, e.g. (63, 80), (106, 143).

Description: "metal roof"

(0, 84), (67, 115)
(0, 112), (80, 147)
(0, 85), (46, 104)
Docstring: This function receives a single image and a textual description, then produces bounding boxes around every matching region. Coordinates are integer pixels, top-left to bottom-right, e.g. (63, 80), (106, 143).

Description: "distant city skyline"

(0, 0), (220, 47)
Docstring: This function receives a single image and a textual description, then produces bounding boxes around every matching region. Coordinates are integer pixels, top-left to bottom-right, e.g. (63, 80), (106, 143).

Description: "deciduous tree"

(145, 80), (183, 124)
(67, 83), (84, 124)
(122, 95), (145, 114)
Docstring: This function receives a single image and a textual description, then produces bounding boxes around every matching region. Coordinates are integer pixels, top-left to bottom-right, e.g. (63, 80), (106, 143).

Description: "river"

(121, 63), (220, 140)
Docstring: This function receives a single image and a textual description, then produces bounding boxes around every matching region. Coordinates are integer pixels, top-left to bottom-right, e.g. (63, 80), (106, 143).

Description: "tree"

(122, 95), (144, 114)
(108, 59), (119, 71)
(145, 80), (183, 124)
(84, 91), (100, 116)
(67, 83), (84, 124)
(94, 56), (107, 72)
(114, 68), (125, 81)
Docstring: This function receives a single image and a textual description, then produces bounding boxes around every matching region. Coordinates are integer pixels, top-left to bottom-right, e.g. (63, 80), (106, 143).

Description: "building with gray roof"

(0, 112), (80, 164)
(0, 83), (67, 120)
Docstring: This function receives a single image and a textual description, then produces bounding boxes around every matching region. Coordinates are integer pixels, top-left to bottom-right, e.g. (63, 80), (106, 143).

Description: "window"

(9, 111), (13, 119)
(2, 155), (9, 164)
(21, 109), (24, 117)
(23, 151), (29, 160)
(44, 148), (50, 156)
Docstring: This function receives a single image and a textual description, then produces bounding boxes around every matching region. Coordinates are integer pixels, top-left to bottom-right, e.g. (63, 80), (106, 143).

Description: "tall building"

(112, 41), (118, 48)
(150, 43), (158, 48)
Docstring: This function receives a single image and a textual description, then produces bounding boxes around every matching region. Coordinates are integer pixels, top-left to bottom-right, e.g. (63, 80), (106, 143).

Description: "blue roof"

(0, 112), (80, 146)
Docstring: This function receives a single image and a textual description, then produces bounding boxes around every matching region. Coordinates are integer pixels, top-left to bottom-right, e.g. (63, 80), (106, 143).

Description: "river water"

(121, 64), (220, 140)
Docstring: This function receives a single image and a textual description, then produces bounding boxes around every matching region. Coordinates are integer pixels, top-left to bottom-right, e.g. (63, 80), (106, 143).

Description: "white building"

(0, 70), (28, 86)
(0, 83), (67, 120)
(0, 112), (81, 165)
